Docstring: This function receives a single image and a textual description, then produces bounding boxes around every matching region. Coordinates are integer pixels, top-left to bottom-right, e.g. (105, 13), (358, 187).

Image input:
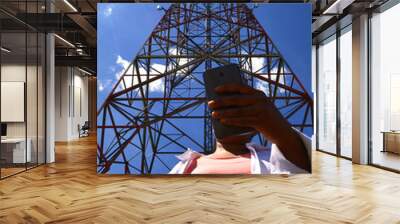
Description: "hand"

(208, 83), (287, 144)
(208, 83), (310, 172)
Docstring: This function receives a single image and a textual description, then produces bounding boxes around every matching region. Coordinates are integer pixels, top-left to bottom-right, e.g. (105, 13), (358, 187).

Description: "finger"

(214, 83), (259, 95)
(212, 105), (260, 118)
(208, 95), (261, 109)
(220, 117), (259, 127)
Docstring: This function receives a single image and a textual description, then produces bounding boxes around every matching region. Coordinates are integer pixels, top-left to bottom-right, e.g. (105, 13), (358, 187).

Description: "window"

(339, 27), (352, 158)
(0, 1), (47, 179)
(317, 35), (337, 154)
(370, 2), (400, 171)
(316, 25), (353, 158)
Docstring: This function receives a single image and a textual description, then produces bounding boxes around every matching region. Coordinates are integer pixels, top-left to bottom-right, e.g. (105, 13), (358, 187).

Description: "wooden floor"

(1, 136), (400, 224)
(0, 167), (26, 178)
(1, 163), (42, 178)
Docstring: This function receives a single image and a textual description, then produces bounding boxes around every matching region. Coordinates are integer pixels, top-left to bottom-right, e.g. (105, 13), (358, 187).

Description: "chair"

(78, 121), (90, 138)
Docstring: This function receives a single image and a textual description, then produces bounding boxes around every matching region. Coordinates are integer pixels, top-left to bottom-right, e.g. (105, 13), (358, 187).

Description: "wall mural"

(97, 3), (313, 174)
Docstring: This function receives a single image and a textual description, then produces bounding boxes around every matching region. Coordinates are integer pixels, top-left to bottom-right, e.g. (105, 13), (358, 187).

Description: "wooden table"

(381, 131), (400, 154)
(0, 138), (31, 164)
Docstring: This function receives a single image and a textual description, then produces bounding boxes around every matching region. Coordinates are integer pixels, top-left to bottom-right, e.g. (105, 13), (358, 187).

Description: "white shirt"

(169, 129), (311, 174)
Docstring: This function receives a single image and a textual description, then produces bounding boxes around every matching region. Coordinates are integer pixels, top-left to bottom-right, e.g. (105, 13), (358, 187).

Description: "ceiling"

(0, 0), (389, 75)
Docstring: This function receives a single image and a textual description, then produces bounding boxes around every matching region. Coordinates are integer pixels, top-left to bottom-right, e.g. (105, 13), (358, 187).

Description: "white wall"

(1, 65), (42, 138)
(55, 67), (89, 141)
(72, 73), (89, 138)
(1, 65), (27, 140)
(55, 67), (69, 141)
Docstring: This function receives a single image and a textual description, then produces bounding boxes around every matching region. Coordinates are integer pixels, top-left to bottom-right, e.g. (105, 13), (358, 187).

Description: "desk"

(1, 138), (31, 163)
(382, 131), (400, 154)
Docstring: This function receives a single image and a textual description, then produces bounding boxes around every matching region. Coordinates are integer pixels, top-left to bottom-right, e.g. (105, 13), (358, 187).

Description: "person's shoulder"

(169, 149), (203, 174)
(176, 148), (203, 161)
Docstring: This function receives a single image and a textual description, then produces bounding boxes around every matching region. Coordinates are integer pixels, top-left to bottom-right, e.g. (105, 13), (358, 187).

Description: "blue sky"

(253, 4), (312, 96)
(97, 3), (169, 106)
(98, 3), (312, 103)
(97, 3), (312, 174)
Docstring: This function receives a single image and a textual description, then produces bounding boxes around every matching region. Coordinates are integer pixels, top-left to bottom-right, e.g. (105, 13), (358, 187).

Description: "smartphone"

(203, 64), (255, 139)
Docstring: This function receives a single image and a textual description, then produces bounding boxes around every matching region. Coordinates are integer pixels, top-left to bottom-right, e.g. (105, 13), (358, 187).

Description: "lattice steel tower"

(97, 3), (313, 174)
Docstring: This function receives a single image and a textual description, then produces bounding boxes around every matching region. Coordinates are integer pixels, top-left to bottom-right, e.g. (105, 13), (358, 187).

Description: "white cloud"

(249, 57), (265, 73)
(115, 55), (165, 93)
(98, 81), (105, 91)
(116, 55), (130, 72)
(98, 79), (112, 92)
(113, 48), (196, 94)
(148, 64), (165, 92)
(104, 7), (112, 17)
(241, 55), (287, 94)
(167, 48), (193, 76)
(241, 49), (265, 73)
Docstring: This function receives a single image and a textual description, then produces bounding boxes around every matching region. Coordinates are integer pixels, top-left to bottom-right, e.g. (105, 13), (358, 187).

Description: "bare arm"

(209, 83), (311, 172)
